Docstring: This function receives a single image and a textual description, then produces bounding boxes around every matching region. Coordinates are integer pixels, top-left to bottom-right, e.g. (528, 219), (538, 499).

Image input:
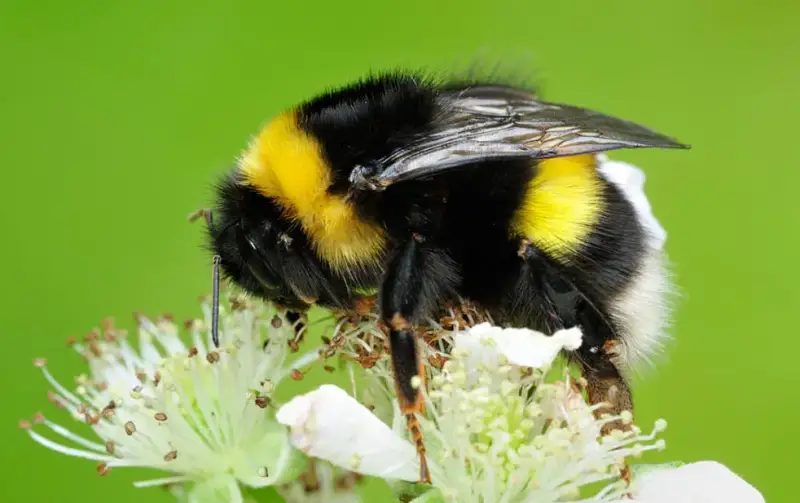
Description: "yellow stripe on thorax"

(239, 111), (386, 270)
(511, 154), (603, 260)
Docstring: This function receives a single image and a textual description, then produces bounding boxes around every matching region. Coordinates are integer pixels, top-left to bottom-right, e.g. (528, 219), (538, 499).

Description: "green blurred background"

(1, 0), (796, 501)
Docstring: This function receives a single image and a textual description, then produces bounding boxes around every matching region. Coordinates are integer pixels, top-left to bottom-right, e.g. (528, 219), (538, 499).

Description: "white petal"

(629, 461), (765, 503)
(597, 155), (667, 250)
(455, 322), (582, 369)
(452, 323), (506, 370)
(276, 384), (419, 481)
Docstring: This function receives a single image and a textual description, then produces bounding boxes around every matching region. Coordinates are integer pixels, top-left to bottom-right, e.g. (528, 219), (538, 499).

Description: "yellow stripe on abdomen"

(239, 111), (386, 270)
(510, 154), (603, 260)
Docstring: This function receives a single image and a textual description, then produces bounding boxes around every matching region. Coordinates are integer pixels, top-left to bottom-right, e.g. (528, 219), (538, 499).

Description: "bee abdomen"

(606, 246), (674, 373)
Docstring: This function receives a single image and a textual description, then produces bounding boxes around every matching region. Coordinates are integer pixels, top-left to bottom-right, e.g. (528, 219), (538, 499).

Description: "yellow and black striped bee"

(202, 71), (688, 482)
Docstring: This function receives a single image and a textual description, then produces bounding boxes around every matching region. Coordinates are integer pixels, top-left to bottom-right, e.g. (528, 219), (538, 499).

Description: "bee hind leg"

(577, 349), (634, 435)
(574, 307), (635, 487)
(380, 233), (459, 485)
(581, 356), (634, 487)
(388, 328), (431, 484)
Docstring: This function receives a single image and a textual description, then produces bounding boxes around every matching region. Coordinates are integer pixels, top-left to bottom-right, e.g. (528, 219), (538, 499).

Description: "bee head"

(208, 170), (309, 310)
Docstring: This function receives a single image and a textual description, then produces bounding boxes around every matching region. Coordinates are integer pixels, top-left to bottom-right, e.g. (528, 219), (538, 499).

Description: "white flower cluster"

(279, 317), (670, 503)
(21, 158), (765, 503)
(22, 296), (321, 502)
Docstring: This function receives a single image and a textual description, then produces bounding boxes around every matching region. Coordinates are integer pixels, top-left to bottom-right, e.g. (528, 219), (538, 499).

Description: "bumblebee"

(203, 71), (688, 483)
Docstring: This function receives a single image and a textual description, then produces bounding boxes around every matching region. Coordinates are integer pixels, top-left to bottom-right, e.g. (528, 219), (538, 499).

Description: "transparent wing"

(349, 87), (689, 190)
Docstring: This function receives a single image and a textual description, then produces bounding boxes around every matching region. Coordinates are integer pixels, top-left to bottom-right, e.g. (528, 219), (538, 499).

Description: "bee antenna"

(201, 209), (221, 348)
(211, 255), (221, 348)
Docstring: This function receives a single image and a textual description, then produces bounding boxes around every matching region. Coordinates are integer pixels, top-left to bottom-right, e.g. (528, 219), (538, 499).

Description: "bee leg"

(578, 350), (633, 435)
(574, 305), (635, 488)
(569, 294), (633, 432)
(380, 233), (458, 484)
(576, 334), (634, 488)
(389, 328), (430, 484)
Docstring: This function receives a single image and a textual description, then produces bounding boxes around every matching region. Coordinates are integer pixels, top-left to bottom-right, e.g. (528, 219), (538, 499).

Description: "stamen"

(132, 475), (192, 488)
(26, 430), (114, 462)
(275, 348), (320, 383)
(36, 363), (82, 406)
(39, 417), (107, 452)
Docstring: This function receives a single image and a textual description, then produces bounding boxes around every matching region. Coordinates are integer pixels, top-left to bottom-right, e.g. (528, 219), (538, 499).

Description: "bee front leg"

(380, 233), (459, 485)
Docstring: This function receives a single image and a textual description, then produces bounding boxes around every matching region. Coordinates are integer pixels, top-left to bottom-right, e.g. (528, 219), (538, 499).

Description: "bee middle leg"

(380, 233), (459, 484)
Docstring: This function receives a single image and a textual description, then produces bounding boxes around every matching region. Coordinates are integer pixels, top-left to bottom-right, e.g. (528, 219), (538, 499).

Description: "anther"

(298, 295), (317, 305)
(603, 339), (620, 355)
(230, 295), (247, 311)
(124, 421), (136, 436)
(390, 313), (410, 330)
(517, 239), (535, 259)
(101, 317), (115, 330)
